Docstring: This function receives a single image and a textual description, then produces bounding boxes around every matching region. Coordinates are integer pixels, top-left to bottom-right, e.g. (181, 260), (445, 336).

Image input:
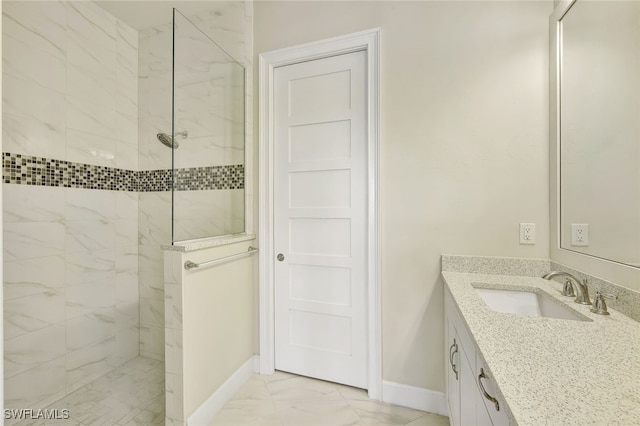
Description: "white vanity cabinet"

(445, 287), (509, 426)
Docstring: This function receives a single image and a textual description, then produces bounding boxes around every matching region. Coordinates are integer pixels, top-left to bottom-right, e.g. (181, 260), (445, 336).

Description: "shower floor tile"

(10, 357), (164, 426)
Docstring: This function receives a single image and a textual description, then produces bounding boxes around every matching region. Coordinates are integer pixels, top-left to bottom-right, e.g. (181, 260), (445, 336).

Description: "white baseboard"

(188, 355), (260, 426)
(382, 380), (448, 417)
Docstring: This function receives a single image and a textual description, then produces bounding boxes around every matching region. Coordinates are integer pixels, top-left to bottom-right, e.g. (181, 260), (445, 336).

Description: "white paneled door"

(273, 50), (368, 389)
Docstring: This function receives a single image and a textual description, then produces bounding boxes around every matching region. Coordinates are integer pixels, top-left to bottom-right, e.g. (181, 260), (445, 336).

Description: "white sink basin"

(474, 286), (590, 322)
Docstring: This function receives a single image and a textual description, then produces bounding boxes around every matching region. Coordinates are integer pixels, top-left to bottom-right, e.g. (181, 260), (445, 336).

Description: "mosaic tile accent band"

(2, 153), (244, 192)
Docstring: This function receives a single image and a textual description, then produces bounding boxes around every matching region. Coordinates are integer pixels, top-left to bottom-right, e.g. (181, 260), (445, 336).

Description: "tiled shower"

(2, 0), (251, 418)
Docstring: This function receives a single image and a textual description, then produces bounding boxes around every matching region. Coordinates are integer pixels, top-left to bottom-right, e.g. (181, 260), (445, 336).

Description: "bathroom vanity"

(442, 265), (640, 426)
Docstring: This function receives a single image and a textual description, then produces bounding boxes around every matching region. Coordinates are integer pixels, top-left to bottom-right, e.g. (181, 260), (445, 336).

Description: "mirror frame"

(550, 0), (640, 291)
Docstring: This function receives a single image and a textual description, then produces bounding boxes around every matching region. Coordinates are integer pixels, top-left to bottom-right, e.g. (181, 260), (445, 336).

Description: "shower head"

(156, 130), (188, 149)
(157, 133), (178, 149)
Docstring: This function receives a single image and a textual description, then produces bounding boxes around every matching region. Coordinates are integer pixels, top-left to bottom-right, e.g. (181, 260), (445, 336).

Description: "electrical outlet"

(571, 224), (589, 246)
(519, 223), (536, 245)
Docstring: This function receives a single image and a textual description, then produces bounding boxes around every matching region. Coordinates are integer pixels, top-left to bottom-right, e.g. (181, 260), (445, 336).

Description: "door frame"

(258, 28), (381, 399)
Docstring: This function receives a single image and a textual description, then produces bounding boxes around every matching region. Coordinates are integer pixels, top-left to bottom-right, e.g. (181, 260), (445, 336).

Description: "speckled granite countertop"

(442, 271), (640, 426)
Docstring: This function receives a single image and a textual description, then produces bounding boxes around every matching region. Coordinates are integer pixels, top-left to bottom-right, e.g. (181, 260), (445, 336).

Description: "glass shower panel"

(171, 9), (245, 242)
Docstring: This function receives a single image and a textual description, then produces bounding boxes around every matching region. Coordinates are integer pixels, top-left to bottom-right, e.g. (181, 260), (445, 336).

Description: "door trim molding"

(258, 28), (381, 399)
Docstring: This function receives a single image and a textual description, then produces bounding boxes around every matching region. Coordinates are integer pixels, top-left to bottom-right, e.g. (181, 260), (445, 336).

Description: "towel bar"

(184, 246), (258, 270)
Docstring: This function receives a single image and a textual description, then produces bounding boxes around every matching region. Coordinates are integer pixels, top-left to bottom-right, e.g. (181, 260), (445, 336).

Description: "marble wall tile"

(66, 277), (116, 319)
(139, 244), (164, 291)
(140, 325), (165, 361)
(165, 372), (184, 423)
(66, 336), (115, 389)
(65, 4), (119, 148)
(145, 145), (172, 172)
(1, 111), (65, 161)
(117, 67), (137, 112)
(66, 96), (117, 140)
(137, 140), (150, 171)
(112, 324), (140, 368)
(115, 141), (139, 170)
(2, 31), (66, 95)
(4, 323), (66, 379)
(226, 189), (246, 234)
(116, 20), (138, 148)
(163, 250), (183, 285)
(140, 297), (165, 328)
(66, 128), (116, 168)
(117, 111), (138, 146)
(138, 25), (171, 173)
(2, 2), (66, 159)
(3, 221), (65, 261)
(164, 283), (183, 330)
(117, 20), (138, 75)
(206, 4), (247, 62)
(173, 189), (245, 240)
(65, 1), (117, 77)
(2, 74), (67, 159)
(139, 274), (164, 301)
(3, 0), (141, 411)
(4, 289), (65, 340)
(3, 255), (65, 301)
(65, 249), (115, 287)
(116, 244), (138, 270)
(67, 188), (116, 221)
(116, 300), (139, 325)
(65, 219), (116, 254)
(172, 135), (229, 169)
(115, 219), (138, 248)
(2, 1), (66, 58)
(3, 184), (65, 223)
(4, 356), (66, 410)
(116, 255), (138, 311)
(115, 190), (138, 219)
(67, 61), (116, 107)
(164, 328), (183, 376)
(138, 192), (171, 245)
(66, 308), (115, 352)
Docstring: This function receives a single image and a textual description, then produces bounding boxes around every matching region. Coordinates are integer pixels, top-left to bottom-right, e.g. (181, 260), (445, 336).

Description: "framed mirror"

(559, 0), (640, 267)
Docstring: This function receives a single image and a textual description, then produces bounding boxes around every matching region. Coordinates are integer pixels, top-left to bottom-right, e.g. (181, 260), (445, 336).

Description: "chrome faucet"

(542, 271), (591, 305)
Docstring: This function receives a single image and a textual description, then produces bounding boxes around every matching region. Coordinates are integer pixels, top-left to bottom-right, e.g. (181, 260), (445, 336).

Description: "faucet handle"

(590, 290), (617, 316)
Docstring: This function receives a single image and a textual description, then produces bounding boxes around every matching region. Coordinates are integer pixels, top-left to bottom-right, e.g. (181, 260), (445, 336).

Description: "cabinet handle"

(449, 339), (459, 380)
(478, 368), (500, 411)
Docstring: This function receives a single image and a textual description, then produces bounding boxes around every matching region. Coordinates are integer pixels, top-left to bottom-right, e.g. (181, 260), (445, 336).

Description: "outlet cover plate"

(571, 223), (589, 246)
(520, 223), (536, 245)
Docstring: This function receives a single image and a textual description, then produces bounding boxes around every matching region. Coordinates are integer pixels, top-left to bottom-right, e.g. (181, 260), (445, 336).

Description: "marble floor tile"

(211, 372), (450, 426)
(347, 399), (425, 425)
(266, 375), (344, 401)
(230, 375), (272, 400)
(209, 400), (281, 426)
(405, 413), (451, 426)
(275, 399), (361, 426)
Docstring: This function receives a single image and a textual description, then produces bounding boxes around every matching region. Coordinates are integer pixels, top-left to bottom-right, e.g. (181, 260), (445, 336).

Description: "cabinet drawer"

(476, 353), (509, 426)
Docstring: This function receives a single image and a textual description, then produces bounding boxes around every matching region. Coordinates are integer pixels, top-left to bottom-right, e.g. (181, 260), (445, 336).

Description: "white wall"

(254, 0), (552, 392)
(2, 0), (139, 411)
